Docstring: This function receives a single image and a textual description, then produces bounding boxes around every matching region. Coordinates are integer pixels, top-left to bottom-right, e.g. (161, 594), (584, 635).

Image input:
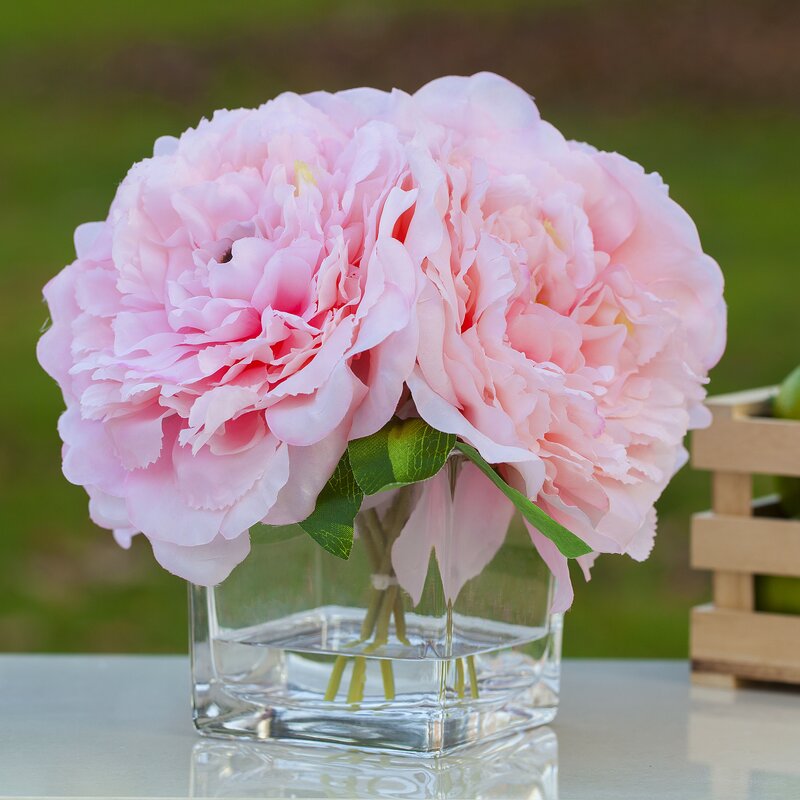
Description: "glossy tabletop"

(1, 656), (798, 799)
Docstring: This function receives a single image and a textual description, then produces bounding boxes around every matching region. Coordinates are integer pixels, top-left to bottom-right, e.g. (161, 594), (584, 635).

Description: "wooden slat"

(693, 413), (800, 477)
(692, 511), (800, 577)
(710, 473), (753, 610)
(691, 605), (800, 683)
(712, 472), (752, 515)
(692, 658), (800, 685)
(690, 671), (742, 689)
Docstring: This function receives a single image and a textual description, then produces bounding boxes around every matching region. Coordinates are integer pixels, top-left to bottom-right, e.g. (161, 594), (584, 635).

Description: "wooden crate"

(690, 386), (800, 688)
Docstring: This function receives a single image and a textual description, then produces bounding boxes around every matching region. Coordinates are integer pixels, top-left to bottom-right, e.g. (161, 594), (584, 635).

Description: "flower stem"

(359, 516), (383, 571)
(364, 584), (398, 653)
(392, 591), (410, 646)
(455, 658), (466, 698)
(347, 656), (367, 705)
(359, 587), (383, 642)
(467, 655), (480, 699)
(329, 489), (416, 706)
(380, 660), (395, 701)
(324, 655), (347, 701)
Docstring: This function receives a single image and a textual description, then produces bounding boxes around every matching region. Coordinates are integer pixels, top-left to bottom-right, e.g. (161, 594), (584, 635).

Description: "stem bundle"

(323, 486), (481, 705)
(324, 490), (412, 704)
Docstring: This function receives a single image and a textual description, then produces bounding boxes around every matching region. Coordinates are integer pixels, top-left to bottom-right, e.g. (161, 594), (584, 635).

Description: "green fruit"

(774, 365), (800, 519)
(776, 475), (800, 518)
(774, 365), (800, 421)
(755, 575), (800, 616)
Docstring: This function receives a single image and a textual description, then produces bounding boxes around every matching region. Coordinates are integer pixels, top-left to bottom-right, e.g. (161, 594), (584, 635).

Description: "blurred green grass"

(1, 0), (798, 656)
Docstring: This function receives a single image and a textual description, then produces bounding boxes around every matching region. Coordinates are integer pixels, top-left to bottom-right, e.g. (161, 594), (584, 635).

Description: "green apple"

(774, 365), (800, 519)
(757, 366), (800, 614)
(775, 365), (800, 421)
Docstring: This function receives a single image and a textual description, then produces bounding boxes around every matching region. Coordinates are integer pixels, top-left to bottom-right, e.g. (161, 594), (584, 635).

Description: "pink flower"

(38, 92), (423, 583)
(389, 74), (725, 611)
(39, 74), (725, 607)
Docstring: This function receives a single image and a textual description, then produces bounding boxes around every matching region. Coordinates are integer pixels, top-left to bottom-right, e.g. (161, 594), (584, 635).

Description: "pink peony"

(39, 73), (725, 607)
(388, 74), (725, 610)
(38, 93), (423, 583)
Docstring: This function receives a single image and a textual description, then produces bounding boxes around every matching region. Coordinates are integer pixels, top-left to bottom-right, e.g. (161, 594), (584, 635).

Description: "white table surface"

(1, 656), (798, 799)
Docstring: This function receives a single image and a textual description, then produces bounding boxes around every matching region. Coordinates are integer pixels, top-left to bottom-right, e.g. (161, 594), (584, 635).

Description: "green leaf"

(298, 453), (363, 559)
(348, 417), (457, 495)
(454, 441), (592, 559)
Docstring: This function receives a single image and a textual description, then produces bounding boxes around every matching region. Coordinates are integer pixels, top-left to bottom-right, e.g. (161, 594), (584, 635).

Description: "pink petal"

(407, 367), (535, 465)
(349, 324), (418, 439)
(436, 462), (515, 604)
(113, 528), (137, 549)
(73, 221), (110, 261)
(173, 428), (280, 511)
(58, 408), (126, 493)
(625, 507), (657, 562)
(125, 430), (227, 547)
(391, 477), (448, 607)
(348, 237), (416, 355)
(263, 422), (350, 526)
(251, 239), (320, 314)
(105, 406), (168, 470)
(268, 316), (355, 400)
(88, 488), (130, 530)
(266, 362), (363, 447)
(74, 267), (120, 317)
(413, 72), (541, 135)
(182, 385), (261, 452)
(524, 520), (575, 614)
(151, 533), (251, 585)
(220, 442), (291, 536)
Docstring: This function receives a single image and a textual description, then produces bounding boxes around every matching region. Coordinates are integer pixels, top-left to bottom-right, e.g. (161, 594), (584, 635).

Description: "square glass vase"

(191, 464), (562, 755)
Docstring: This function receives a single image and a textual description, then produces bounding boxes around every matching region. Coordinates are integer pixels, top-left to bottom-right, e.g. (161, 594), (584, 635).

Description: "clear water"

(194, 605), (560, 753)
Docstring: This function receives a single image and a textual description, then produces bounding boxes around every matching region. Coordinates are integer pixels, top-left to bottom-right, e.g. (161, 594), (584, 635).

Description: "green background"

(1, 0), (798, 656)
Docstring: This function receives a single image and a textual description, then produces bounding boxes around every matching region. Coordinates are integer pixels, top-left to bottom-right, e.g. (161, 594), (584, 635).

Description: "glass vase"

(190, 456), (562, 754)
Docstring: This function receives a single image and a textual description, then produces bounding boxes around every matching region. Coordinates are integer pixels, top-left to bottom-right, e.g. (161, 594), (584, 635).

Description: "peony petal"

(183, 385), (261, 453)
(88, 488), (130, 530)
(413, 72), (540, 135)
(125, 425), (227, 547)
(391, 477), (448, 607)
(105, 406), (168, 470)
(220, 442), (291, 536)
(263, 422), (350, 526)
(151, 533), (251, 585)
(266, 362), (363, 447)
(524, 520), (574, 614)
(268, 316), (356, 400)
(74, 221), (110, 261)
(435, 462), (515, 604)
(58, 408), (126, 493)
(407, 368), (536, 466)
(113, 528), (138, 549)
(173, 428), (281, 511)
(625, 507), (657, 562)
(350, 324), (418, 439)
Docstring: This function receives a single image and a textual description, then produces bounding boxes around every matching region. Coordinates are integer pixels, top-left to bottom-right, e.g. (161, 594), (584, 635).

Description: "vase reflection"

(190, 726), (558, 799)
(688, 683), (800, 799)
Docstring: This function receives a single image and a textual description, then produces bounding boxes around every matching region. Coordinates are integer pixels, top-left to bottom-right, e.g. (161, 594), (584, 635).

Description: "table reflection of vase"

(190, 725), (558, 799)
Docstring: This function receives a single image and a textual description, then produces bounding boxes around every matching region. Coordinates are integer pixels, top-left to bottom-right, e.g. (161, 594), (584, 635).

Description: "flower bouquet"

(38, 73), (725, 753)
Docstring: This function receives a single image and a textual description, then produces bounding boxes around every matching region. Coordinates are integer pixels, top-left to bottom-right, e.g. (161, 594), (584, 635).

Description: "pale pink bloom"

(388, 74), (725, 611)
(39, 74), (725, 608)
(38, 93), (424, 583)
